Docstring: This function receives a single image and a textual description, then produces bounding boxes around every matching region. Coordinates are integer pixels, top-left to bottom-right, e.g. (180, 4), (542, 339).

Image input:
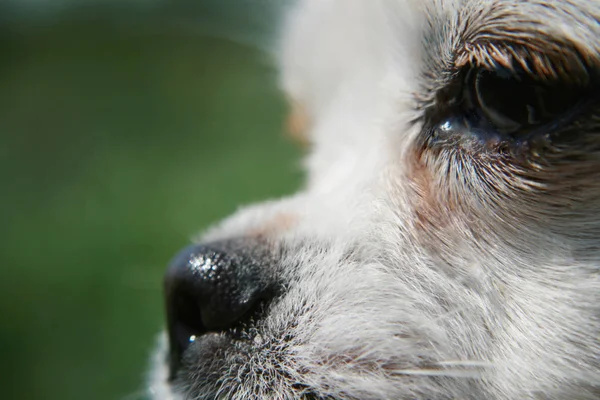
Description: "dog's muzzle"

(163, 240), (277, 379)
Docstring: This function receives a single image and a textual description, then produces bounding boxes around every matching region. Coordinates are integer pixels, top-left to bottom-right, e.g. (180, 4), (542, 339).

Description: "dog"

(148, 0), (600, 398)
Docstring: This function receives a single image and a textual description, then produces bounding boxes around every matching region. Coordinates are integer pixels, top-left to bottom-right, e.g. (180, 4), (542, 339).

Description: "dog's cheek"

(405, 137), (600, 258)
(404, 143), (539, 243)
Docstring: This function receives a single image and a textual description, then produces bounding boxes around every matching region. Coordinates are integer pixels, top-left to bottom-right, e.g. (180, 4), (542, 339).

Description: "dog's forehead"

(408, 0), (600, 106)
(421, 0), (600, 44)
(420, 0), (600, 69)
(281, 0), (600, 106)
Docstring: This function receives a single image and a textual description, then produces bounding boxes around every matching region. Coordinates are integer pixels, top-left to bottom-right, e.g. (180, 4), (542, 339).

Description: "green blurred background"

(0, 1), (300, 399)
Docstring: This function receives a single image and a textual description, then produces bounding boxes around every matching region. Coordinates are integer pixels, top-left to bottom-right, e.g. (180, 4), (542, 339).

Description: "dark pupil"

(470, 68), (584, 135)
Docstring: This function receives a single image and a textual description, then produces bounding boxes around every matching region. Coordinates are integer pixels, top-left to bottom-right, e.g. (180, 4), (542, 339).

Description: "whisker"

(432, 305), (474, 322)
(393, 369), (484, 378)
(435, 360), (492, 368)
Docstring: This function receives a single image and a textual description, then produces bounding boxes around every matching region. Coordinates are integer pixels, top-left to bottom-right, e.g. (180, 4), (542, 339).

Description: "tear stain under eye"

(405, 146), (458, 234)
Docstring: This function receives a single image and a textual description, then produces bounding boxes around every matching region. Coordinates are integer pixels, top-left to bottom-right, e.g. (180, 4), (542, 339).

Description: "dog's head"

(149, 1), (600, 398)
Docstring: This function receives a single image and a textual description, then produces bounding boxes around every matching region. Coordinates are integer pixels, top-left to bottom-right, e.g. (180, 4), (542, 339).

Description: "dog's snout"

(164, 241), (276, 378)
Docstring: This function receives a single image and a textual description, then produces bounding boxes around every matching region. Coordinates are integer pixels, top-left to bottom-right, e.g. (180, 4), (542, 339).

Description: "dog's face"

(149, 1), (600, 398)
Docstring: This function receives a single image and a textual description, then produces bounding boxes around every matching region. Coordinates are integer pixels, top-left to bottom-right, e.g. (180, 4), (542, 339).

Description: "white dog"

(149, 0), (600, 398)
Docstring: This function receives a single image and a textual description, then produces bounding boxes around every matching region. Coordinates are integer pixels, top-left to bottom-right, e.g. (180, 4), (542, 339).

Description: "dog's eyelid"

(454, 41), (593, 83)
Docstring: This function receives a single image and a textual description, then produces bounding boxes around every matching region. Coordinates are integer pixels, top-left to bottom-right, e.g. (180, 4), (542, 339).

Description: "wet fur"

(149, 0), (600, 398)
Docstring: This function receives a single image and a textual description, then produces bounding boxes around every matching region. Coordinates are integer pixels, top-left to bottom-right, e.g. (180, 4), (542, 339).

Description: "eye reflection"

(440, 120), (452, 131)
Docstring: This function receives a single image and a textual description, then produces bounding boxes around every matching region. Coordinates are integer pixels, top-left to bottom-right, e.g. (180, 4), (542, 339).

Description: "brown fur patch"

(249, 213), (297, 237)
(286, 99), (311, 148)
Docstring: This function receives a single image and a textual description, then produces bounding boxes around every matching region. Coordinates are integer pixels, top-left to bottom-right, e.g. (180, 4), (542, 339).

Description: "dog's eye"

(468, 68), (584, 135)
(432, 66), (591, 144)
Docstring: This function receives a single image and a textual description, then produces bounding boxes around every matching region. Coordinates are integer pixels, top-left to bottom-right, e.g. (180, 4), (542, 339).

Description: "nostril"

(163, 241), (275, 378)
(170, 291), (206, 355)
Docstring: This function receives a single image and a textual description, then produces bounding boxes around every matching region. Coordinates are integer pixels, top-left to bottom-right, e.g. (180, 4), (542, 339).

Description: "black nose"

(164, 240), (275, 377)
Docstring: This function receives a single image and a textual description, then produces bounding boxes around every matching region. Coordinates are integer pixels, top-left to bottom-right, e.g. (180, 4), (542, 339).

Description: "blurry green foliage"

(0, 21), (300, 400)
(0, 1), (290, 49)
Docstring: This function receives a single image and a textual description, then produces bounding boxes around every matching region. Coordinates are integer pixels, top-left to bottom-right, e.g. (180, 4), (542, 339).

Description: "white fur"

(150, 1), (600, 398)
